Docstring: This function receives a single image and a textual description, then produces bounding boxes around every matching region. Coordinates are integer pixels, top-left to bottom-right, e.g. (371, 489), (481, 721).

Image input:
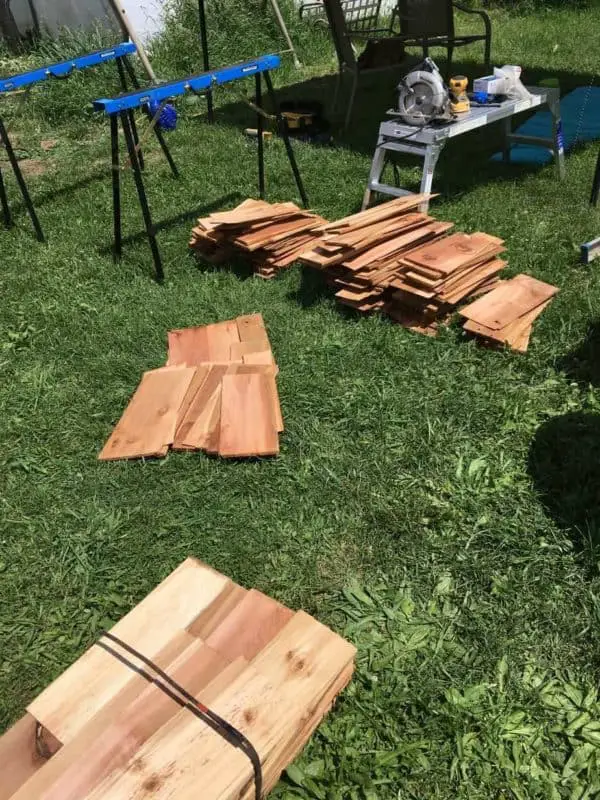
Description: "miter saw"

(396, 58), (458, 126)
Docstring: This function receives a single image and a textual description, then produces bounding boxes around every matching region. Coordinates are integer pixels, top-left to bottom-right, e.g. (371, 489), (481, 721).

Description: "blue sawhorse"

(94, 53), (308, 282)
(0, 42), (177, 242)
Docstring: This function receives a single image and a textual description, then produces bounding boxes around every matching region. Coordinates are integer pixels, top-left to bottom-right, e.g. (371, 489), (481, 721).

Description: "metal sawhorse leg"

(0, 116), (45, 241)
(362, 137), (444, 213)
(109, 69), (308, 282)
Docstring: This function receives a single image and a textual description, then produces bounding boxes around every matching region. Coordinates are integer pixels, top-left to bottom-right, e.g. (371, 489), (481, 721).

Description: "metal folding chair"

(391, 0), (491, 75)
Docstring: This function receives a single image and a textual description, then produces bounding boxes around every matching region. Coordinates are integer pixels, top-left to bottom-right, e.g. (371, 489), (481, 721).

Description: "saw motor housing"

(396, 58), (454, 125)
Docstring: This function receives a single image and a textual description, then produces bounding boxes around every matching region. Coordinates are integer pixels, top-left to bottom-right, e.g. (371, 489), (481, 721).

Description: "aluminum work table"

(362, 87), (564, 211)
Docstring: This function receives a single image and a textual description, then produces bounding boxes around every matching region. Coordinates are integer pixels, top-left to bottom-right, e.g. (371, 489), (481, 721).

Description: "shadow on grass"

(191, 251), (256, 281)
(288, 265), (333, 308)
(528, 411), (600, 552)
(98, 194), (242, 256)
(557, 320), (600, 388)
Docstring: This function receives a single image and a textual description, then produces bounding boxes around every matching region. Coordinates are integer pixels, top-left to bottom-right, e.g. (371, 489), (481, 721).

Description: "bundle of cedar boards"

(99, 314), (283, 460)
(459, 273), (559, 353)
(385, 232), (506, 334)
(190, 199), (326, 279)
(0, 557), (356, 800)
(299, 196), (507, 334)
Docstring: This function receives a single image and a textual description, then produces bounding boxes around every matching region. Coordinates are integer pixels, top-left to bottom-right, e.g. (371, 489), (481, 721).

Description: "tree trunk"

(0, 0), (22, 53)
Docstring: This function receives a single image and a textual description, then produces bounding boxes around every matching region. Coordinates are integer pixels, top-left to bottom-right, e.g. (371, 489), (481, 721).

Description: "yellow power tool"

(449, 76), (470, 114)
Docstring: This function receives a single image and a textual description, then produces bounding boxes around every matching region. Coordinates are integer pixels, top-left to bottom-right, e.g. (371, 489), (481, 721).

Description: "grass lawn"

(2, 3), (600, 797)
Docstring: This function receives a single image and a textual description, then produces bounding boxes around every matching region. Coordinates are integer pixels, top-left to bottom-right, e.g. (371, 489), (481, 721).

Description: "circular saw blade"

(398, 69), (448, 124)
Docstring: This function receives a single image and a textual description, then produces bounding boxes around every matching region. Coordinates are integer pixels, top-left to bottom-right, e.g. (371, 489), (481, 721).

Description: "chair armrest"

(453, 2), (491, 36)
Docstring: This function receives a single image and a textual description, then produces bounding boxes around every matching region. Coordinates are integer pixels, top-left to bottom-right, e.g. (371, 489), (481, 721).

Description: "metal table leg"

(502, 116), (512, 163)
(591, 148), (600, 207)
(362, 137), (386, 209)
(263, 71), (308, 207)
(548, 88), (566, 180)
(419, 143), (443, 211)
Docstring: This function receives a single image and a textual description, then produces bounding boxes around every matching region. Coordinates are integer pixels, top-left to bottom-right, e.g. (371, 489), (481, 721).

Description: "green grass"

(2, 2), (600, 797)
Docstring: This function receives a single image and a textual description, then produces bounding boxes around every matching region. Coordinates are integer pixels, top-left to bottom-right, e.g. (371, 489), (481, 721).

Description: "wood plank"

(85, 612), (355, 800)
(168, 321), (240, 366)
(187, 583), (248, 640)
(205, 589), (294, 661)
(98, 367), (195, 461)
(225, 364), (283, 433)
(172, 365), (211, 449)
(167, 327), (210, 366)
(0, 714), (61, 800)
(242, 661), (355, 799)
(463, 297), (552, 350)
(219, 372), (279, 458)
(12, 640), (229, 800)
(27, 560), (229, 744)
(236, 313), (269, 344)
(459, 274), (558, 330)
(320, 194), (433, 233)
(404, 233), (504, 276)
(230, 340), (273, 364)
(235, 216), (320, 251)
(181, 364), (229, 449)
(208, 201), (300, 226)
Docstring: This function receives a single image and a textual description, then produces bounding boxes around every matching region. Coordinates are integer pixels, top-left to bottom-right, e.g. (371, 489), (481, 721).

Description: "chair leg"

(446, 45), (454, 76)
(332, 68), (343, 119)
(484, 32), (491, 68)
(343, 71), (358, 132)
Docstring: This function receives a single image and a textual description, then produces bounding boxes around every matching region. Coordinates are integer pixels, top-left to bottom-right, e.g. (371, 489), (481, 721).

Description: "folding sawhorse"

(93, 53), (308, 282)
(0, 42), (177, 242)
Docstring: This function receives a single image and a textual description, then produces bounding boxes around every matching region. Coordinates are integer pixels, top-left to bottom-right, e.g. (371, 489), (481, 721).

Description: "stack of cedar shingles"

(299, 194), (450, 313)
(98, 314), (283, 460)
(299, 196), (508, 335)
(458, 273), (559, 353)
(384, 232), (506, 335)
(0, 557), (356, 800)
(190, 199), (326, 279)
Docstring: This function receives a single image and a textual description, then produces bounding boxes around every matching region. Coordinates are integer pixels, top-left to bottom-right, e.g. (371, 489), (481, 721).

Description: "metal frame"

(0, 42), (140, 243)
(100, 58), (308, 282)
(390, 0), (491, 75)
(362, 87), (564, 211)
(591, 147), (600, 207)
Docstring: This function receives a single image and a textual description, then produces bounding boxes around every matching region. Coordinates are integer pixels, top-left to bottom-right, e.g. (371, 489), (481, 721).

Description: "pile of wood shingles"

(0, 557), (356, 800)
(459, 273), (559, 353)
(299, 194), (509, 335)
(99, 314), (283, 460)
(190, 199), (326, 279)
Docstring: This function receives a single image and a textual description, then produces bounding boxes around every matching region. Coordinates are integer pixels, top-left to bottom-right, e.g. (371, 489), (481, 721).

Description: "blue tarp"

(491, 86), (600, 165)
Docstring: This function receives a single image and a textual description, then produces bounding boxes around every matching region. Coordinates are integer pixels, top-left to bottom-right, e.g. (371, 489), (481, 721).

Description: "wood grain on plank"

(219, 372), (279, 458)
(85, 612), (355, 800)
(98, 367), (195, 461)
(0, 714), (61, 800)
(459, 274), (558, 330)
(27, 560), (228, 744)
(205, 589), (293, 662)
(12, 640), (229, 800)
(181, 364), (229, 449)
(172, 365), (211, 449)
(168, 321), (240, 365)
(405, 233), (504, 275)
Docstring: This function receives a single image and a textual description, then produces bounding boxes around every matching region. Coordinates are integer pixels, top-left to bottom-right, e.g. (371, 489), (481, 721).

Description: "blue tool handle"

(0, 41), (137, 93)
(94, 53), (281, 114)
